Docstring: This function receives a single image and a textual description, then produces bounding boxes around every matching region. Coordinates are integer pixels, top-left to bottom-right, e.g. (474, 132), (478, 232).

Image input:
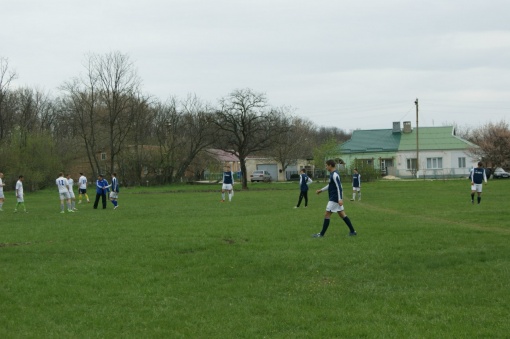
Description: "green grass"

(1, 179), (509, 338)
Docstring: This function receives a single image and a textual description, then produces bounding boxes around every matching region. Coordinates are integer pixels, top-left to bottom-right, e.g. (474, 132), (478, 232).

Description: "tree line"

(0, 53), (350, 190)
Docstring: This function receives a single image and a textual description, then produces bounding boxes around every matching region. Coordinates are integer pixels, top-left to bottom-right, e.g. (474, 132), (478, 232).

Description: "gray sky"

(2, 0), (510, 131)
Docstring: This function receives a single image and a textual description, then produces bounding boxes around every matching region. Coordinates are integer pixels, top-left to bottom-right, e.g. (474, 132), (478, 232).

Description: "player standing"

(66, 174), (78, 211)
(56, 172), (74, 213)
(221, 165), (234, 202)
(0, 172), (6, 211)
(313, 160), (357, 237)
(78, 172), (90, 204)
(351, 168), (361, 201)
(109, 172), (120, 209)
(295, 168), (312, 208)
(14, 175), (27, 213)
(470, 161), (488, 204)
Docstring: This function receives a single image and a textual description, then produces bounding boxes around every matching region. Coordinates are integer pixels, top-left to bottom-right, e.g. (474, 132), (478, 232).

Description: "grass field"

(1, 179), (509, 338)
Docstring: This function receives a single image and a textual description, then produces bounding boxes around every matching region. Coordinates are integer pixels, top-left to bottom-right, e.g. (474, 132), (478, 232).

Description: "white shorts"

(59, 192), (70, 200)
(352, 187), (360, 192)
(326, 201), (344, 213)
(110, 192), (119, 199)
(0, 192), (4, 199)
(471, 184), (483, 193)
(222, 184), (233, 191)
(69, 191), (75, 199)
(17, 195), (24, 203)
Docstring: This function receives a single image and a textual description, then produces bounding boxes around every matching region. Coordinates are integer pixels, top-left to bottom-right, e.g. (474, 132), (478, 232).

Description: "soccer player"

(14, 175), (27, 213)
(56, 172), (74, 213)
(221, 165), (234, 202)
(66, 174), (78, 211)
(109, 172), (119, 209)
(0, 172), (6, 211)
(313, 160), (357, 237)
(78, 172), (90, 204)
(351, 168), (361, 201)
(470, 161), (488, 204)
(295, 168), (312, 208)
(93, 174), (109, 209)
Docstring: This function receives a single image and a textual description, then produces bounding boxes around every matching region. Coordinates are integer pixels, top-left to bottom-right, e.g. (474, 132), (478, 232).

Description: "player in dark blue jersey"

(313, 160), (357, 237)
(295, 169), (312, 208)
(109, 172), (120, 209)
(221, 165), (234, 202)
(350, 168), (361, 201)
(470, 161), (487, 204)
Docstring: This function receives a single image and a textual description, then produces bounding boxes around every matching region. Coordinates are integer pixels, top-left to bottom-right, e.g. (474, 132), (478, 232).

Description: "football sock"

(477, 197), (481, 204)
(471, 193), (475, 201)
(228, 193), (232, 201)
(60, 203), (64, 211)
(221, 193), (225, 200)
(112, 200), (118, 207)
(320, 218), (330, 236)
(352, 193), (356, 200)
(343, 216), (355, 233)
(358, 193), (361, 200)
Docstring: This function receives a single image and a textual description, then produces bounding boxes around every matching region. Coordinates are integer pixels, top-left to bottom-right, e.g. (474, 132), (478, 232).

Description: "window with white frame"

(101, 152), (107, 161)
(458, 157), (466, 168)
(407, 158), (417, 170)
(426, 157), (443, 169)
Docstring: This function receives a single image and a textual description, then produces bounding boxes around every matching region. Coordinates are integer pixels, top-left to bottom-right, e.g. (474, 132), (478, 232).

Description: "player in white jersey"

(56, 172), (74, 213)
(14, 175), (27, 213)
(0, 172), (5, 211)
(66, 174), (78, 211)
(78, 172), (90, 203)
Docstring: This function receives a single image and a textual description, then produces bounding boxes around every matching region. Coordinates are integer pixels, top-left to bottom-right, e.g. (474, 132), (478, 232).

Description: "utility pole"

(415, 98), (419, 178)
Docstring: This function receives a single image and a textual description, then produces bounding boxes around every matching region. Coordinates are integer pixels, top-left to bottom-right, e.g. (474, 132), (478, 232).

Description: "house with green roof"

(335, 121), (478, 178)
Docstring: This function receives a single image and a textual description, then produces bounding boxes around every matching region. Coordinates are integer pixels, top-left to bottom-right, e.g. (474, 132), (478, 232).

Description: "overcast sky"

(2, 0), (510, 131)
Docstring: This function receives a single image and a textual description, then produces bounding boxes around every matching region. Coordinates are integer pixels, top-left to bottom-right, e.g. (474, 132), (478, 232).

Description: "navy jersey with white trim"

(321, 170), (343, 202)
(111, 177), (119, 192)
(470, 168), (487, 184)
(299, 173), (309, 191)
(222, 171), (234, 184)
(352, 173), (361, 187)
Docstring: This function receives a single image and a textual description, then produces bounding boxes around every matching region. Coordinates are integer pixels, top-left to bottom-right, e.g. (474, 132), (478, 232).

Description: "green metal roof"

(339, 129), (400, 154)
(398, 126), (476, 151)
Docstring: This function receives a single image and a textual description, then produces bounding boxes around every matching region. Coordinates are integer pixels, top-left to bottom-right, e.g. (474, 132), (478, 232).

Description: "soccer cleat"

(73, 208), (78, 211)
(114, 205), (118, 210)
(60, 211), (65, 214)
(0, 208), (3, 212)
(312, 233), (323, 238)
(349, 231), (357, 236)
(350, 199), (354, 201)
(14, 209), (17, 213)
(68, 209), (75, 213)
(78, 201), (82, 204)
(294, 206), (298, 209)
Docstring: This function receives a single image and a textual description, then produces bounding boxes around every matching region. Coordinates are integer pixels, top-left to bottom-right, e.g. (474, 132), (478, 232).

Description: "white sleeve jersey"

(56, 177), (69, 193)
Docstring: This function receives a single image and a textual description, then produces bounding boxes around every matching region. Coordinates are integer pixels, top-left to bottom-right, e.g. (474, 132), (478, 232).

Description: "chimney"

(403, 121), (412, 133)
(392, 122), (401, 133)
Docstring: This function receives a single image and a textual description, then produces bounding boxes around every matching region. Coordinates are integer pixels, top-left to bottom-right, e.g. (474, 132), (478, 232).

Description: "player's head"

(478, 161), (483, 167)
(225, 165), (230, 170)
(18, 175), (24, 180)
(98, 174), (103, 179)
(112, 172), (117, 177)
(0, 172), (3, 178)
(354, 168), (358, 173)
(326, 159), (336, 168)
(79, 172), (83, 175)
(300, 168), (306, 173)
(58, 172), (63, 177)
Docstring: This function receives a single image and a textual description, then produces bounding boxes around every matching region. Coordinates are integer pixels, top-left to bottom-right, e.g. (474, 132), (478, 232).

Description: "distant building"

(335, 121), (478, 178)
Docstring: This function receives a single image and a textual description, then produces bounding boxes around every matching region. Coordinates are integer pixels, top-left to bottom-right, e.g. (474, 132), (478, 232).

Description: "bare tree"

(0, 57), (18, 141)
(269, 112), (314, 177)
(214, 88), (277, 189)
(467, 121), (510, 168)
(93, 51), (142, 174)
(60, 63), (104, 175)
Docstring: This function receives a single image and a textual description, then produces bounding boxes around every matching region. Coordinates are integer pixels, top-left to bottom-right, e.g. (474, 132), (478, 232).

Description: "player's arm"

(316, 185), (328, 194)
(334, 176), (343, 205)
